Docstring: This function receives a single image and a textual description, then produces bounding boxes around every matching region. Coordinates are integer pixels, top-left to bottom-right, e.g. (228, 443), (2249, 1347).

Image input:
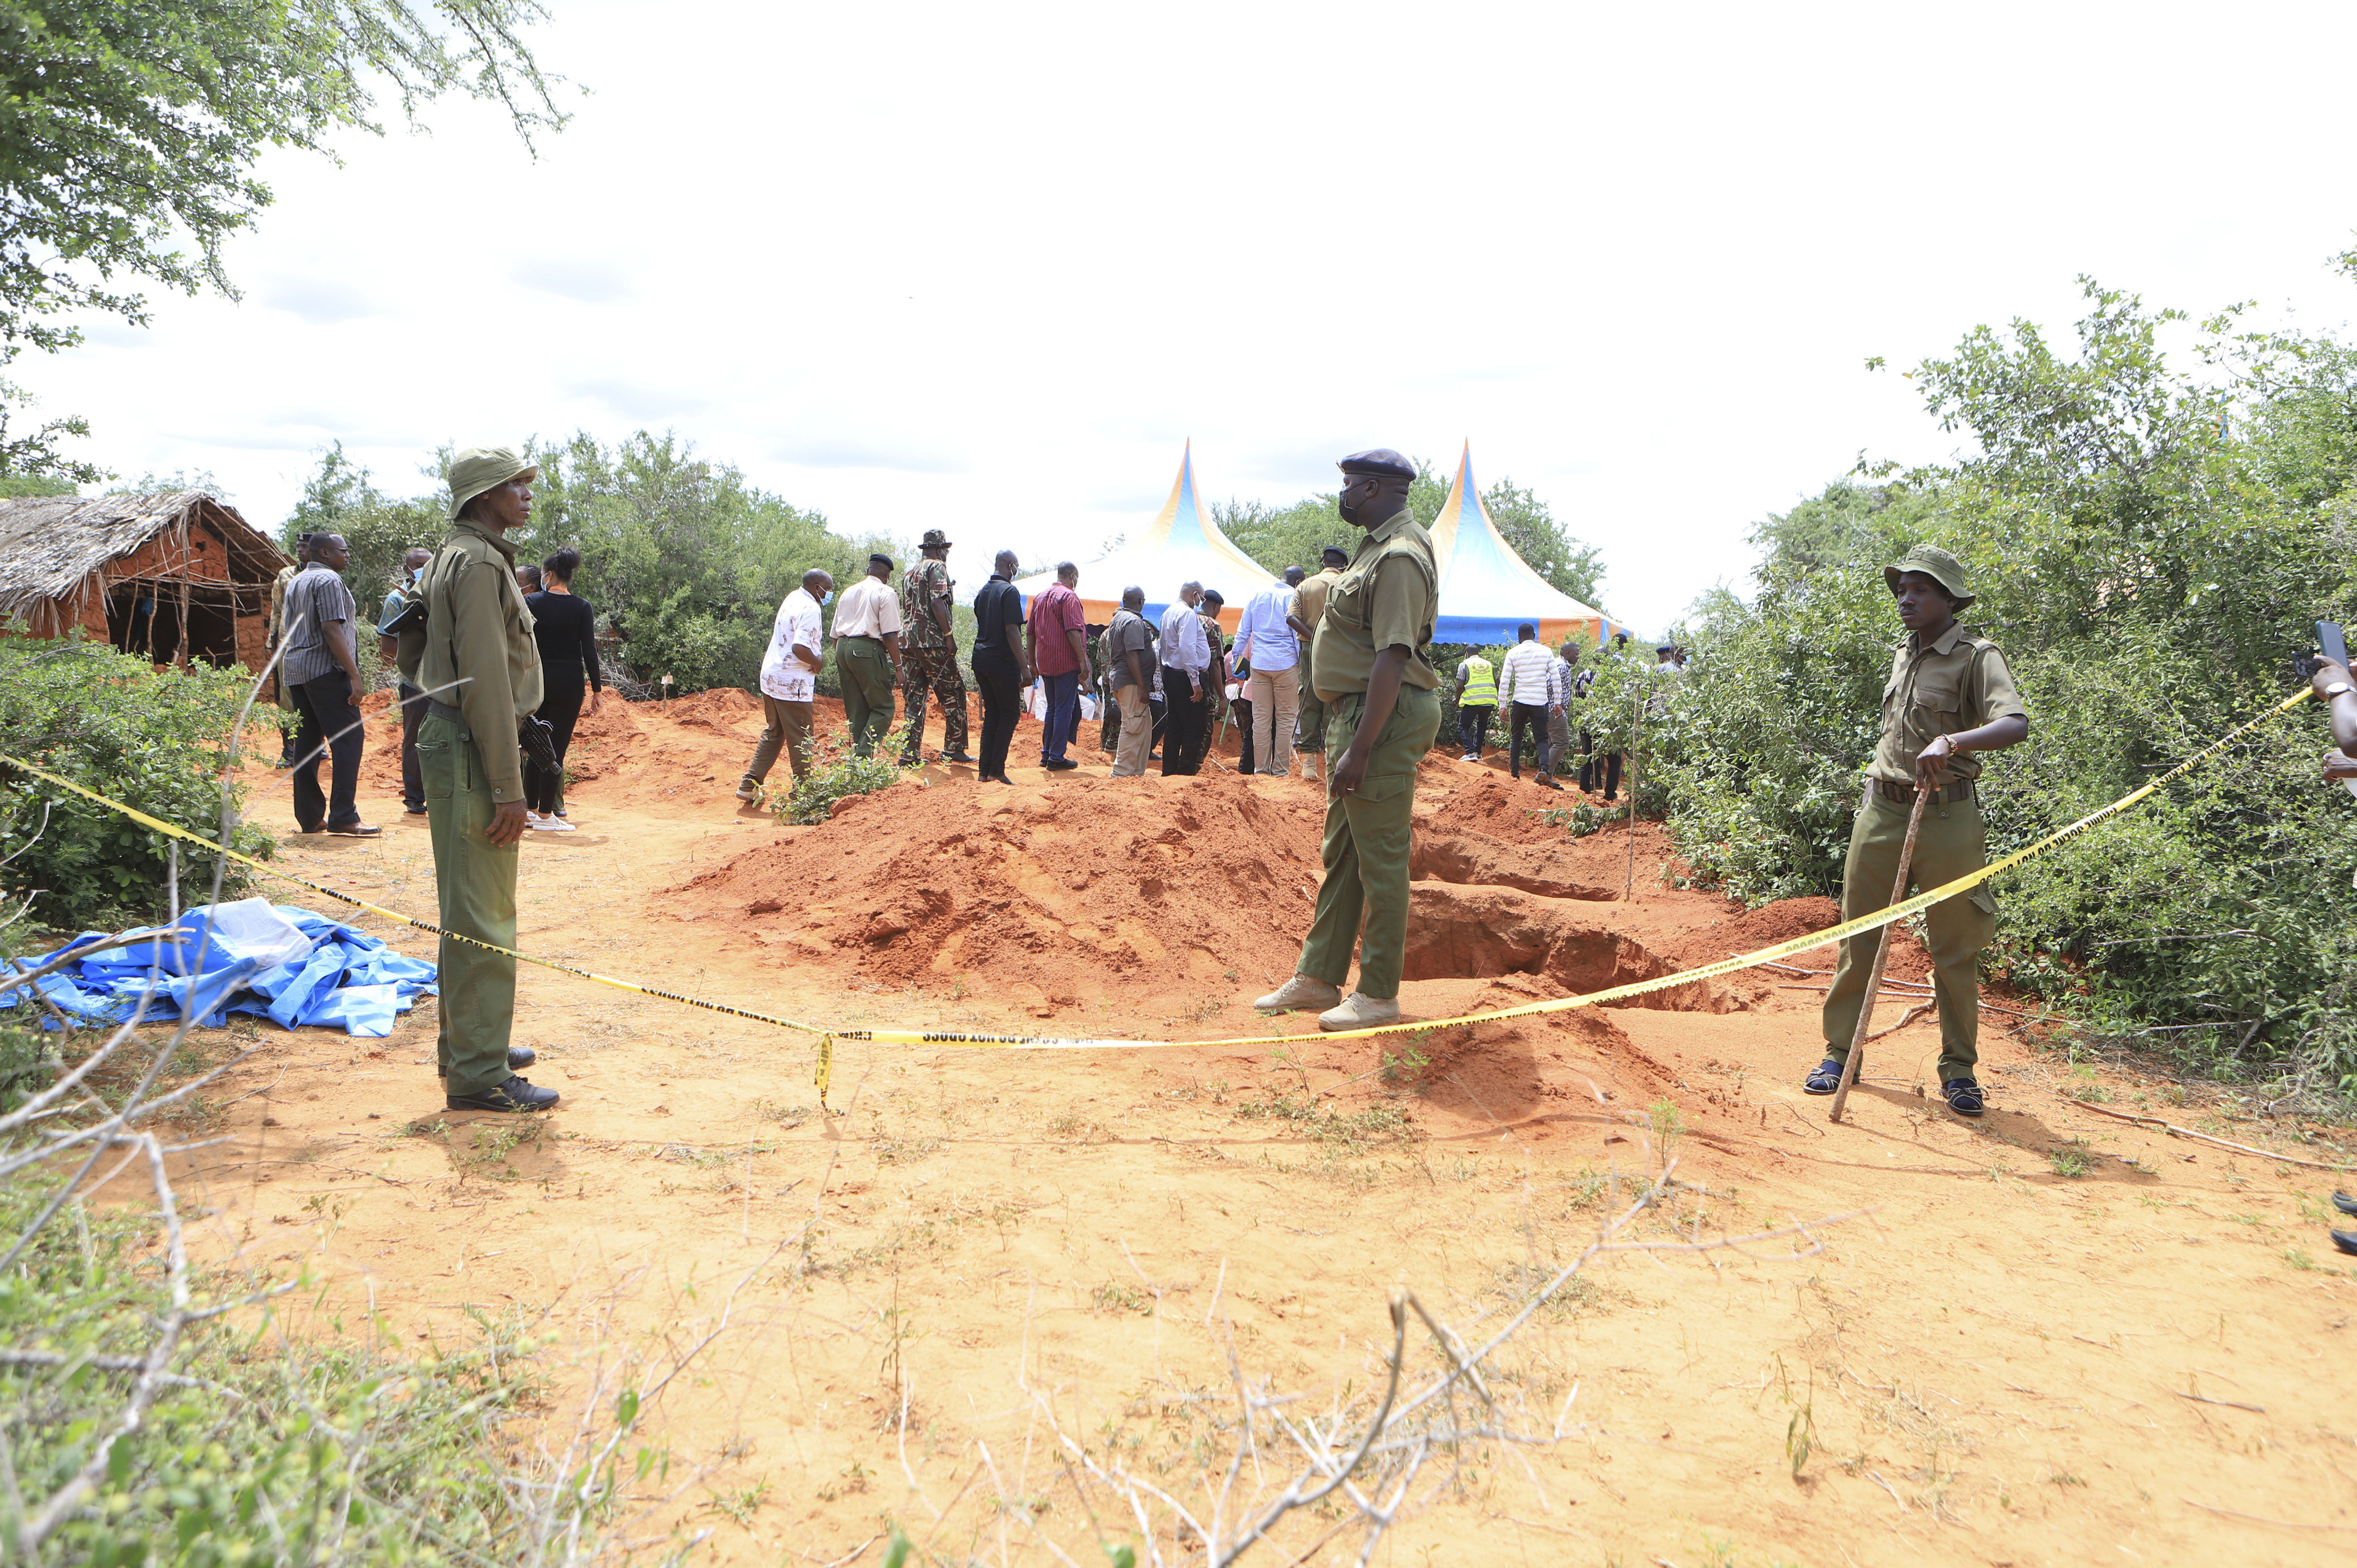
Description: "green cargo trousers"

(1822, 783), (1998, 1083)
(837, 637), (896, 757)
(1295, 684), (1441, 1000)
(417, 713), (520, 1097)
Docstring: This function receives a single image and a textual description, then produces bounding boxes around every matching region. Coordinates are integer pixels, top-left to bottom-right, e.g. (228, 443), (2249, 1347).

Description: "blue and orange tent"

(1429, 442), (1624, 646)
(1015, 441), (1270, 631)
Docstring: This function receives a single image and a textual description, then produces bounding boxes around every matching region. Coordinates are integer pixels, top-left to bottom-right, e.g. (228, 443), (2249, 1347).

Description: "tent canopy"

(1014, 442), (1273, 630)
(1428, 442), (1625, 647)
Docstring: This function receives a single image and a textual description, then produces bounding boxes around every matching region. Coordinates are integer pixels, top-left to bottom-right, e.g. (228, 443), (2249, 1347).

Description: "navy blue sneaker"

(1942, 1078), (1985, 1117)
(446, 1074), (558, 1113)
(1802, 1058), (1845, 1094)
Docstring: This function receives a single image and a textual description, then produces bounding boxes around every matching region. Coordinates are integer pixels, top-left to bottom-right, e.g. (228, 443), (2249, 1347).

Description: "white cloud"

(19, 0), (2357, 632)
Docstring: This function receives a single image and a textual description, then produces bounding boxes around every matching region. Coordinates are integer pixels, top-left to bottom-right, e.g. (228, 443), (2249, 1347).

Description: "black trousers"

(1580, 731), (1622, 799)
(1161, 676), (1209, 776)
(526, 660), (586, 815)
(1509, 703), (1551, 778)
(973, 654), (1023, 777)
(292, 668), (364, 829)
(1457, 705), (1492, 757)
(1148, 696), (1167, 756)
(397, 681), (426, 809)
(1233, 697), (1255, 775)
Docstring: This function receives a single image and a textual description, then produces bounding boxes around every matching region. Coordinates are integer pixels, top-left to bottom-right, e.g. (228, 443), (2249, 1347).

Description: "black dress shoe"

(1802, 1058), (1844, 1094)
(446, 1075), (559, 1113)
(2333, 1191), (2356, 1217)
(2333, 1229), (2357, 1258)
(1043, 758), (1079, 771)
(1536, 775), (1564, 791)
(437, 1046), (537, 1078)
(943, 751), (976, 763)
(1942, 1077), (1985, 1117)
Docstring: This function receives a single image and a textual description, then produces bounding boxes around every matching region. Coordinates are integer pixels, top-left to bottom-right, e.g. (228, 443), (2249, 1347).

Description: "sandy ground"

(159, 691), (2357, 1566)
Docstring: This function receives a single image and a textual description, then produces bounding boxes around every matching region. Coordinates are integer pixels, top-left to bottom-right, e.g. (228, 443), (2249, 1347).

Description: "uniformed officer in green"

(1252, 449), (1441, 1031)
(401, 446), (556, 1113)
(1806, 545), (2028, 1117)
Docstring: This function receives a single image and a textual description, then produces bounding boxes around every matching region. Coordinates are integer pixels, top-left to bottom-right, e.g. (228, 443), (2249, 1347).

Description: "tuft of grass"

(2047, 1140), (2093, 1178)
(1091, 1281), (1151, 1315)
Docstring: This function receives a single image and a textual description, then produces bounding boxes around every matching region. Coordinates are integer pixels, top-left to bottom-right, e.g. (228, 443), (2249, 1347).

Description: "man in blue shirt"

(1235, 568), (1303, 777)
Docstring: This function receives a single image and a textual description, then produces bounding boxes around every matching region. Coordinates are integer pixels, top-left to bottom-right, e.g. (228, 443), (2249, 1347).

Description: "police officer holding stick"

(1804, 547), (2027, 1117)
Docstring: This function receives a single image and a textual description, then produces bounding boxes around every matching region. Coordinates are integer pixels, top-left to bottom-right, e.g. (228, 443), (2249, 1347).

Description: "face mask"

(1337, 488), (1360, 526)
(819, 591), (833, 607)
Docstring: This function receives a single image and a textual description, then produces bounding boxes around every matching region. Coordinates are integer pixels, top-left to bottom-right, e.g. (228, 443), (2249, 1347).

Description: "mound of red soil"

(663, 772), (1335, 995)
(1665, 893), (1933, 983)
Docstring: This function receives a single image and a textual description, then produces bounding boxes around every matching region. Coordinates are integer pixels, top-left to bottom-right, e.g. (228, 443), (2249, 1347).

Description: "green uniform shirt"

(1311, 506), (1440, 701)
(414, 517), (544, 802)
(1869, 621), (2027, 785)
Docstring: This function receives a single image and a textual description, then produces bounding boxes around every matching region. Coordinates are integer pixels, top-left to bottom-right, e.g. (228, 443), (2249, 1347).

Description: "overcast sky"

(27, 1), (2357, 633)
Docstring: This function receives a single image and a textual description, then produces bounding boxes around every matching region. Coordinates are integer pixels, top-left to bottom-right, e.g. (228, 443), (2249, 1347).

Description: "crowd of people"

(731, 539), (1374, 796)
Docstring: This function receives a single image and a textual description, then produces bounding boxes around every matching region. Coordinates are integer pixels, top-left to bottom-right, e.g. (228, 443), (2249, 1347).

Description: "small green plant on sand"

(775, 752), (914, 825)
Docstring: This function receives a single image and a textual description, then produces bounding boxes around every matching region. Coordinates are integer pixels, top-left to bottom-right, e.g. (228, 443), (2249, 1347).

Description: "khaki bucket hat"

(1885, 544), (1975, 610)
(446, 446), (539, 521)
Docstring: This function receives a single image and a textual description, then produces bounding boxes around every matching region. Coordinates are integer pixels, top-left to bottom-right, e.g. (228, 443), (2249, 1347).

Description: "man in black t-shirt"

(970, 551), (1030, 784)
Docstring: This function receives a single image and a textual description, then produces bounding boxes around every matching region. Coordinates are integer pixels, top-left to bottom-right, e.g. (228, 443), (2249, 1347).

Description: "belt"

(427, 700), (467, 727)
(1873, 777), (1974, 805)
(840, 633), (882, 645)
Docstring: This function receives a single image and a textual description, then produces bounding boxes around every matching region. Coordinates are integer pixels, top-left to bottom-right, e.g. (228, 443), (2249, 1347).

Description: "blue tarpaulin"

(1, 898), (437, 1038)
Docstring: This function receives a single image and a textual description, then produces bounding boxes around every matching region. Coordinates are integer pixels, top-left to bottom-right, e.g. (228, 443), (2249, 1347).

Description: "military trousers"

(1822, 784), (1998, 1084)
(897, 644), (968, 762)
(1295, 684), (1441, 1001)
(1294, 644), (1327, 757)
(837, 637), (896, 757)
(417, 713), (520, 1097)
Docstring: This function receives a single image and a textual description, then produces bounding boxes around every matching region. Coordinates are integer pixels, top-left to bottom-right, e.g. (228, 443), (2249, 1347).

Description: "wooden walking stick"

(1828, 781), (1934, 1123)
(1623, 690), (1644, 902)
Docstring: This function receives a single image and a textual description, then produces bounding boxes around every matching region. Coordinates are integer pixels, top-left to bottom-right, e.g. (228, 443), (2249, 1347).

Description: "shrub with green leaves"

(0, 637), (278, 933)
(775, 752), (915, 825)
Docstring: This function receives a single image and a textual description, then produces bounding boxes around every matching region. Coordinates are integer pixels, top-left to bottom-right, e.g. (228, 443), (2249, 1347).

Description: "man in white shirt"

(1159, 581), (1212, 776)
(1233, 568), (1303, 778)
(739, 569), (833, 801)
(1496, 623), (1563, 791)
(832, 553), (904, 757)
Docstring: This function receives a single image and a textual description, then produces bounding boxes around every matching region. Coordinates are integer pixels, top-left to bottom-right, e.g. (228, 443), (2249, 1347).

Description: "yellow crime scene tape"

(0, 683), (2318, 1108)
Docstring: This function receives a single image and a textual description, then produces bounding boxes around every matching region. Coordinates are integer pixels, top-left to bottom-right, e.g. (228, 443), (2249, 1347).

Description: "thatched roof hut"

(0, 490), (288, 669)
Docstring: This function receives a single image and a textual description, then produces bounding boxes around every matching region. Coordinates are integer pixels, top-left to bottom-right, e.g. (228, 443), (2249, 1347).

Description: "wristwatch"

(2327, 681), (2353, 697)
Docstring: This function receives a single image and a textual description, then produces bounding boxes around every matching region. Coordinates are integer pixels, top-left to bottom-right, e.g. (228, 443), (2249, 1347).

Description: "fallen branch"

(2078, 1102), (2354, 1171)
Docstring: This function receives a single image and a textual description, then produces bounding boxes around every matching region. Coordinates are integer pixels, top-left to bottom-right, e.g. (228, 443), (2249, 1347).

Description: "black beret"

(1337, 447), (1415, 480)
(1321, 546), (1350, 563)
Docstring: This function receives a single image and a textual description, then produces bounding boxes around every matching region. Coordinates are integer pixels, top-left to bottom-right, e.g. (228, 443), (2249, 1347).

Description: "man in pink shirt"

(1025, 562), (1089, 772)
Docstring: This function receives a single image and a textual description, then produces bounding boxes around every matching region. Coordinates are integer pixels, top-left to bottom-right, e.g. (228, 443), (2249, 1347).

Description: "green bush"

(0, 636), (279, 932)
(775, 751), (915, 825)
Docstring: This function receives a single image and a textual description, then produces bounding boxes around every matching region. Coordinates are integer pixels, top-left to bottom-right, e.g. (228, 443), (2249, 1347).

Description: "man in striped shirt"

(1496, 624), (1563, 791)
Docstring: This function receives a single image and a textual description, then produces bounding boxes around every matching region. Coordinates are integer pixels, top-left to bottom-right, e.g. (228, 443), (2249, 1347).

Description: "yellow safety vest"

(1458, 654), (1497, 707)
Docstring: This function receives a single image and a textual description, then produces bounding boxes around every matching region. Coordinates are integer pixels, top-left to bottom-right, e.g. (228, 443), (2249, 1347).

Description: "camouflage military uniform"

(896, 554), (968, 762)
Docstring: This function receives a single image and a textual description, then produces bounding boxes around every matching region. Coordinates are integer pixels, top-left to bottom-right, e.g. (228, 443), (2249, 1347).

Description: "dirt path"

(174, 693), (2357, 1566)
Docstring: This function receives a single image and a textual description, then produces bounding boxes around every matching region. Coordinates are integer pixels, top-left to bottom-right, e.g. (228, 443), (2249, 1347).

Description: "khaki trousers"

(417, 714), (519, 1097)
(742, 693), (814, 791)
(1109, 684), (1152, 777)
(1294, 685), (1441, 1000)
(1248, 664), (1299, 777)
(1822, 785), (1998, 1083)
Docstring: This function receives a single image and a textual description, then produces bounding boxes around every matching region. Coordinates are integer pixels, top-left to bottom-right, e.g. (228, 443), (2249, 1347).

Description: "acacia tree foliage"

(1216, 458), (1606, 606)
(518, 431), (896, 693)
(280, 442), (443, 603)
(0, 1), (564, 475)
(1662, 277), (2357, 1090)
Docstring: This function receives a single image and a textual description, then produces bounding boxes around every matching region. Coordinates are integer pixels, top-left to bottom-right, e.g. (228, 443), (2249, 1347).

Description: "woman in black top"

(524, 547), (602, 828)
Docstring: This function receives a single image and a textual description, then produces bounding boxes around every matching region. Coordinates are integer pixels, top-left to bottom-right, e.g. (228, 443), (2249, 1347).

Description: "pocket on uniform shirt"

(1912, 675), (1962, 724)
